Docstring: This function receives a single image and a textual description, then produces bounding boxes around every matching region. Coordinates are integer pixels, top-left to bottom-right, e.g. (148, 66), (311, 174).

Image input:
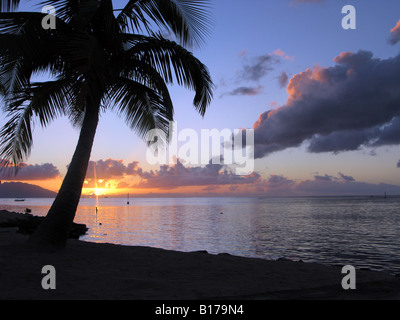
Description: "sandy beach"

(1, 211), (400, 300)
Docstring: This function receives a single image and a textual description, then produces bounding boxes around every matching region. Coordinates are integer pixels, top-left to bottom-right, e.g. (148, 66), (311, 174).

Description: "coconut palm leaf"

(115, 64), (174, 122)
(123, 33), (213, 115)
(0, 103), (33, 169)
(117, 0), (212, 47)
(0, 12), (86, 96)
(0, 0), (20, 12)
(107, 76), (170, 137)
(0, 77), (79, 167)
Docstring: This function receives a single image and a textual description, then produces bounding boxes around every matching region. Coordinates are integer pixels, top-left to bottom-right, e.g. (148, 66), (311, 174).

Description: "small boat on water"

(14, 199), (25, 202)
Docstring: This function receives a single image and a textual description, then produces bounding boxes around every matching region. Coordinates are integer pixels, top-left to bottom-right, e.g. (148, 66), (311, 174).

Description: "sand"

(1, 211), (400, 300)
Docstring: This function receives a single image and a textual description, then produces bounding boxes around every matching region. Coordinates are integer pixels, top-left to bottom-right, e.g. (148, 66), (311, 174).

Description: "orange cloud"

(273, 49), (294, 61)
(389, 20), (400, 45)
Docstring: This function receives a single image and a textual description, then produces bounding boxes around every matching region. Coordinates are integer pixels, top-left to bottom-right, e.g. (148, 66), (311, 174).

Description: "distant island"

(0, 182), (57, 198)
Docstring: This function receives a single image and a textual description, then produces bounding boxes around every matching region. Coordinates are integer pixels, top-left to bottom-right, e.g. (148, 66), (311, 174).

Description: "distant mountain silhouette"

(0, 182), (57, 198)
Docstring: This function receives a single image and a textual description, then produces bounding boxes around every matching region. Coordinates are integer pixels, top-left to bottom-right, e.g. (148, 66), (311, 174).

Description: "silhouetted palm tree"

(0, 0), (213, 248)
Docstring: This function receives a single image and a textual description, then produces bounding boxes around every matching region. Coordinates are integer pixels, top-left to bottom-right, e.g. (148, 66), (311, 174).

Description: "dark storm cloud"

(252, 51), (400, 158)
(308, 117), (400, 153)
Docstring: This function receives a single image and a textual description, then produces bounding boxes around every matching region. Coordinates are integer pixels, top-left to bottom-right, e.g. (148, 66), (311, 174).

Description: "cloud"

(295, 175), (400, 196)
(277, 72), (289, 88)
(244, 172), (396, 197)
(265, 175), (296, 192)
(308, 117), (400, 153)
(389, 20), (400, 45)
(225, 85), (264, 97)
(84, 159), (143, 189)
(82, 158), (261, 191)
(239, 54), (280, 82)
(237, 50), (293, 82)
(86, 159), (127, 180)
(220, 49), (293, 98)
(252, 172), (394, 197)
(133, 159), (261, 190)
(116, 181), (131, 188)
(126, 161), (149, 178)
(252, 51), (400, 158)
(338, 172), (355, 182)
(314, 174), (335, 182)
(203, 185), (220, 192)
(78, 158), (400, 196)
(273, 49), (294, 61)
(0, 160), (60, 181)
(267, 174), (295, 186)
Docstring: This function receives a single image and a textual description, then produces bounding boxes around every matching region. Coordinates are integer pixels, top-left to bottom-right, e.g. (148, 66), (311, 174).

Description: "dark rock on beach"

(0, 210), (88, 239)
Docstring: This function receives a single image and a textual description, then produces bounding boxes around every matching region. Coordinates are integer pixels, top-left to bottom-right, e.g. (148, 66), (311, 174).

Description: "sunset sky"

(1, 0), (400, 197)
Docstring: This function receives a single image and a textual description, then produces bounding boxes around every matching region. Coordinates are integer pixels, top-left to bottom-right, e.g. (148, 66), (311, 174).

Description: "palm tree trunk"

(29, 106), (100, 249)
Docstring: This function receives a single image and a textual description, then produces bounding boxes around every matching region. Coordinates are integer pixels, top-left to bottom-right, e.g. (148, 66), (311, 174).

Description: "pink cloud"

(0, 160), (60, 181)
(131, 160), (261, 190)
(272, 49), (294, 61)
(389, 20), (400, 45)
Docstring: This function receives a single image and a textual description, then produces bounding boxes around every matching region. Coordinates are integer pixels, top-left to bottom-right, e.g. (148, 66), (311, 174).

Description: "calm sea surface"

(1, 196), (400, 274)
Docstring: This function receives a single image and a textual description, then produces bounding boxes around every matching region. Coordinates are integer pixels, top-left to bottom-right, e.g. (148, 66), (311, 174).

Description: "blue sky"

(1, 0), (400, 196)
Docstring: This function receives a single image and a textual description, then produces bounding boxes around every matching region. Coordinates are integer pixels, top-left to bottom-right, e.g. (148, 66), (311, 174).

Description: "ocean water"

(1, 196), (400, 274)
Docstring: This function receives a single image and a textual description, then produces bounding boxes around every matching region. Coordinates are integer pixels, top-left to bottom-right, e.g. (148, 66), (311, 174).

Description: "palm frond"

(0, 76), (83, 169)
(40, 0), (100, 25)
(117, 0), (213, 48)
(115, 54), (174, 121)
(42, 0), (122, 48)
(0, 103), (33, 168)
(107, 76), (172, 139)
(0, 12), (71, 97)
(123, 34), (213, 116)
(0, 0), (20, 12)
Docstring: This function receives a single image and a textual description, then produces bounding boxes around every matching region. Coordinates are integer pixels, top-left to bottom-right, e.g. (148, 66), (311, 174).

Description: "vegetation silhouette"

(0, 0), (214, 248)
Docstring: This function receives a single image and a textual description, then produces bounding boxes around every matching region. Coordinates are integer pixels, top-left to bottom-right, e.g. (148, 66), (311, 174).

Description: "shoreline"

(1, 210), (400, 300)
